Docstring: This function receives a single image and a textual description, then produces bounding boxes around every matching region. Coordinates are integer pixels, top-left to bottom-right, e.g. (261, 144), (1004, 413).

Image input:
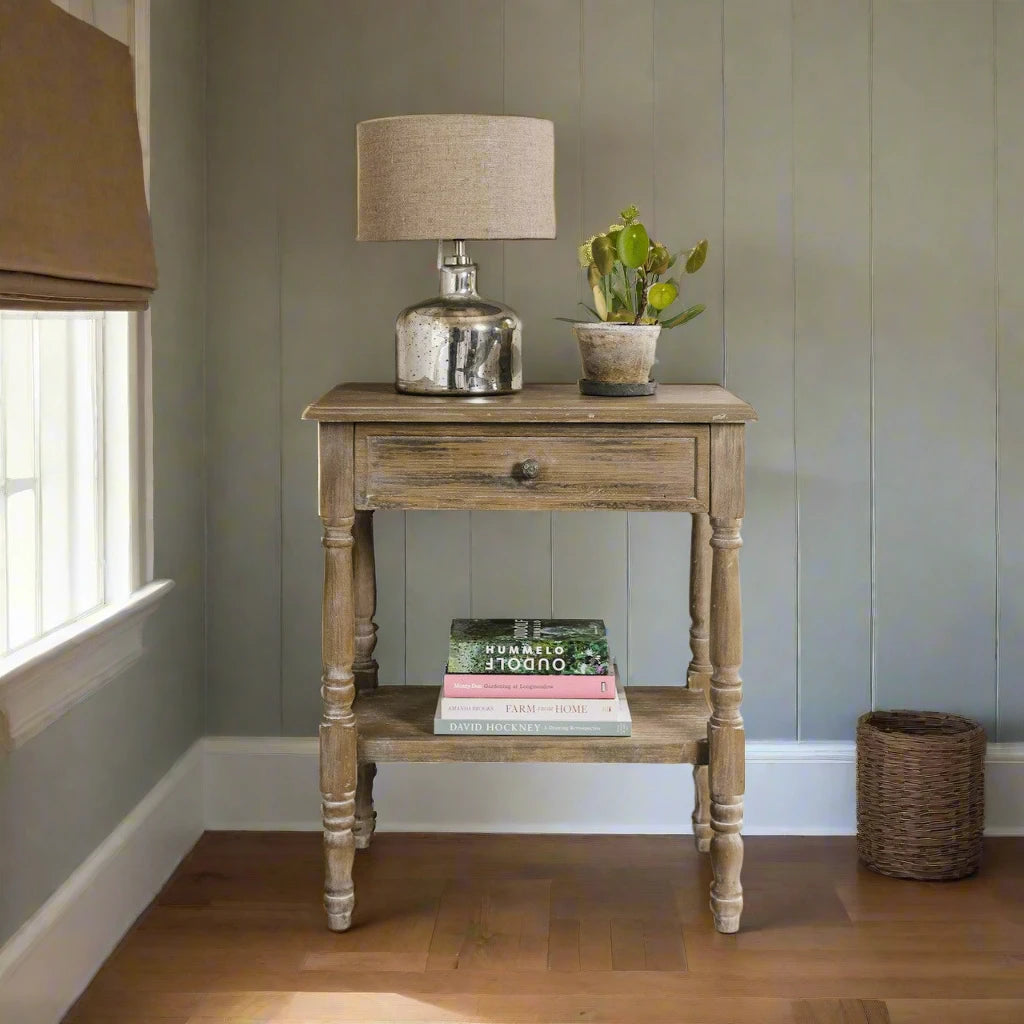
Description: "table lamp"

(357, 114), (556, 395)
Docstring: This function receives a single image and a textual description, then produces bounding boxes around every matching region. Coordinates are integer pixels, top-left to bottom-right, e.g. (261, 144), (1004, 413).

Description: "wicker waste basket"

(856, 710), (986, 880)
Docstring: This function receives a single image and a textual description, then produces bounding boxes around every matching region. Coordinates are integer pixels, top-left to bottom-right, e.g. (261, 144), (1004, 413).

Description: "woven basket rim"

(857, 709), (984, 740)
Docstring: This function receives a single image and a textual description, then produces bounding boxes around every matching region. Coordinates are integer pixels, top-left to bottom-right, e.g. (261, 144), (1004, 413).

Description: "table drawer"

(355, 424), (709, 511)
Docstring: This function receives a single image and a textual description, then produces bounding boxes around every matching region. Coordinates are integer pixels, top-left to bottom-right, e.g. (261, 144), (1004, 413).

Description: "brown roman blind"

(0, 0), (157, 310)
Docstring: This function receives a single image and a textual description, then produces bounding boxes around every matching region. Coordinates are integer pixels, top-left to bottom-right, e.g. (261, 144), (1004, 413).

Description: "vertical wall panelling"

(653, 0), (724, 387)
(996, 2), (1024, 741)
(792, 0), (871, 738)
(552, 512), (628, 678)
(576, 0), (655, 685)
(628, 0), (726, 687)
(406, 512), (471, 683)
(503, 0), (584, 384)
(471, 512), (552, 620)
(278, 0), (357, 731)
(579, 0), (654, 233)
(490, 0), (586, 628)
(722, 0), (798, 737)
(626, 514), (688, 684)
(468, 0), (554, 631)
(370, 510), (406, 685)
(206, 0), (282, 734)
(872, 1), (997, 728)
(206, 1), (1017, 741)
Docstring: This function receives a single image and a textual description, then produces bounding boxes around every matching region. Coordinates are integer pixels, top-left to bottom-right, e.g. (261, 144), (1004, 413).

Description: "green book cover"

(447, 618), (609, 675)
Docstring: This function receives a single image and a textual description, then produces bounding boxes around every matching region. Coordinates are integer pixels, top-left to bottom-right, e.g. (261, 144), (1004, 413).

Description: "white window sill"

(0, 579), (174, 750)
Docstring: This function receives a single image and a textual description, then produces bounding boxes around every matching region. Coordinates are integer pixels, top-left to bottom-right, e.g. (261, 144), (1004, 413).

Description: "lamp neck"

(438, 239), (478, 298)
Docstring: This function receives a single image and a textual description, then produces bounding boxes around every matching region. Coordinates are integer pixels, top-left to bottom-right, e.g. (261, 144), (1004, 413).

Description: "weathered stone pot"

(572, 322), (661, 385)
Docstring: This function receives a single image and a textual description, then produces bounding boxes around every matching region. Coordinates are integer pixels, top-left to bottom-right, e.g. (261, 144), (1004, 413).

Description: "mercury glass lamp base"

(394, 246), (522, 396)
(396, 378), (520, 396)
(395, 295), (522, 395)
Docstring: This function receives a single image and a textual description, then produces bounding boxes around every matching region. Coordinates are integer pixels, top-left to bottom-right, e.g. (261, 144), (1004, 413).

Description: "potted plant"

(563, 205), (707, 396)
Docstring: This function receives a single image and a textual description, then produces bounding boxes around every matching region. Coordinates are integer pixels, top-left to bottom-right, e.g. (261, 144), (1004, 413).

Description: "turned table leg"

(708, 425), (745, 934)
(353, 509), (379, 850)
(688, 512), (713, 854)
(319, 424), (357, 931)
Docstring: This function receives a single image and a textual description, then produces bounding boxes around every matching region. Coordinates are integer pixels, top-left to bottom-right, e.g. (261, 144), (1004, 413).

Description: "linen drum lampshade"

(356, 115), (555, 241)
(356, 114), (556, 395)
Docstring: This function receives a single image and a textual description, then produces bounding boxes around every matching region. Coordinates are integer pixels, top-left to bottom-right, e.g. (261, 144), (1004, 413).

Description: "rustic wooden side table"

(303, 383), (756, 934)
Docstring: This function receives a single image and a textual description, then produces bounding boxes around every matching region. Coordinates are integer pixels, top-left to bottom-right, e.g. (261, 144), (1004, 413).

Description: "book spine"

(433, 718), (632, 736)
(439, 696), (619, 721)
(443, 673), (615, 699)
(447, 642), (611, 675)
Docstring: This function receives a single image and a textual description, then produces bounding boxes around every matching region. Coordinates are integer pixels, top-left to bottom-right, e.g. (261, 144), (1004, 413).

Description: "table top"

(304, 383), (757, 424)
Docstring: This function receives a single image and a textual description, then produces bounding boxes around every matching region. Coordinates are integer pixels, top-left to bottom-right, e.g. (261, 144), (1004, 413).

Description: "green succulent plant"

(565, 205), (707, 329)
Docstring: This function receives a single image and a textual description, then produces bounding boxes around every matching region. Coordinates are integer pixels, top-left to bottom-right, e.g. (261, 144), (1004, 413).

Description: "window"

(0, 0), (168, 749)
(0, 310), (139, 655)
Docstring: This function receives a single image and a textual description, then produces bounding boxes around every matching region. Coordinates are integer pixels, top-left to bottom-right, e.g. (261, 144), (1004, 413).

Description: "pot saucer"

(578, 378), (657, 397)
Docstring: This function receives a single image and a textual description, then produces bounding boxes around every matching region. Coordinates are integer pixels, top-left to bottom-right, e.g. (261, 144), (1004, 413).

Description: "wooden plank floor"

(64, 834), (1024, 1024)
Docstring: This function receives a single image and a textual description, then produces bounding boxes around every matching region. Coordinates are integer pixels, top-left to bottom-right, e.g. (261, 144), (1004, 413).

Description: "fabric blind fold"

(0, 0), (156, 310)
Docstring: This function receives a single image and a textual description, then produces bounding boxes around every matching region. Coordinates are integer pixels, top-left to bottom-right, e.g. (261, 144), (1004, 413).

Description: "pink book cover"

(443, 672), (615, 699)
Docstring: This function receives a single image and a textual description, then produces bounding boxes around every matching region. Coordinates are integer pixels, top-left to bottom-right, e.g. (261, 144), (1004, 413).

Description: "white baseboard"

(0, 740), (204, 1024)
(3, 734), (1021, 1024)
(203, 737), (1024, 836)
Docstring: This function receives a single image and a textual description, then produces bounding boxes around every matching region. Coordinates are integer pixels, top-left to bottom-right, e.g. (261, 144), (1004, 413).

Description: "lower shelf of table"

(354, 686), (711, 764)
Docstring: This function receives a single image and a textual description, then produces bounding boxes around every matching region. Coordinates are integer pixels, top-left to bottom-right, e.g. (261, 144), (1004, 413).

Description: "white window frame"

(0, 0), (171, 750)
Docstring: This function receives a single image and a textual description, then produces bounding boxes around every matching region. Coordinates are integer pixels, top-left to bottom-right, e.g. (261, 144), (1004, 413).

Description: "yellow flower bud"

(577, 234), (598, 268)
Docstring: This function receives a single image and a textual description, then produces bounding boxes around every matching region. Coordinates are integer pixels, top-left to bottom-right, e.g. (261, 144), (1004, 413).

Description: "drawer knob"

(519, 458), (540, 480)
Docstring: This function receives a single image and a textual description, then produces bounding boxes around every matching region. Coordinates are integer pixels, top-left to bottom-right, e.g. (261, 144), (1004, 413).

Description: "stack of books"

(433, 618), (631, 736)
